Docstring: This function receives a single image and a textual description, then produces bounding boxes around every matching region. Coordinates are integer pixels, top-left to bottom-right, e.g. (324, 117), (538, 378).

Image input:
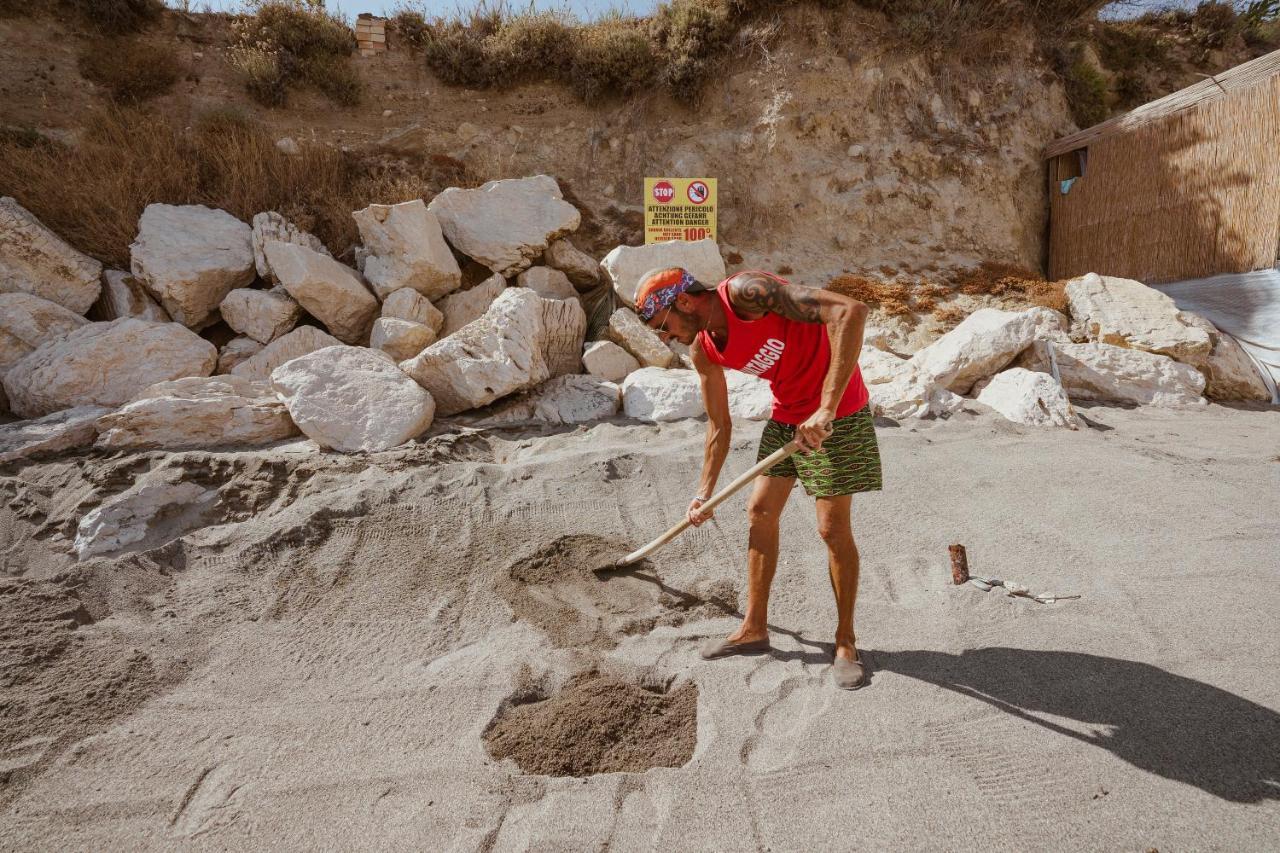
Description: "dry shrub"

(569, 14), (659, 102)
(390, 8), (430, 50)
(65, 0), (163, 33)
(950, 261), (1067, 312)
(650, 0), (737, 100)
(78, 36), (181, 102)
(1052, 42), (1109, 127)
(231, 0), (361, 107)
(0, 107), (469, 268)
(827, 274), (914, 318)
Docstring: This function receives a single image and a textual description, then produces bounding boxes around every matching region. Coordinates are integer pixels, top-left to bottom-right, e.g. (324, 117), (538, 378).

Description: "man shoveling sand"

(634, 267), (879, 689)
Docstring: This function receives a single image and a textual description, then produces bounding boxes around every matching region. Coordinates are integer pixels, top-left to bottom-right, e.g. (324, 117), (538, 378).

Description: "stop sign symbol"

(652, 181), (675, 203)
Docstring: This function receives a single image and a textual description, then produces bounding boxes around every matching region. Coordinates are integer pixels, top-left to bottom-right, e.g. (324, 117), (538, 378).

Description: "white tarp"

(1152, 268), (1280, 404)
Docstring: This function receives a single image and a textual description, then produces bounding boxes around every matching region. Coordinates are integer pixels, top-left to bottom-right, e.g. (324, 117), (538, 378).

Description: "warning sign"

(644, 177), (717, 245)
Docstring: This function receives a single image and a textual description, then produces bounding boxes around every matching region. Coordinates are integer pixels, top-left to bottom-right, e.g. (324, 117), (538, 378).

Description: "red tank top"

(697, 272), (869, 425)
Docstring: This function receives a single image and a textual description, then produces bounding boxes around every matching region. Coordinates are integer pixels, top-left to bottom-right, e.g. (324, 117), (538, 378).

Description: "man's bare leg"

(725, 475), (795, 644)
(815, 494), (859, 662)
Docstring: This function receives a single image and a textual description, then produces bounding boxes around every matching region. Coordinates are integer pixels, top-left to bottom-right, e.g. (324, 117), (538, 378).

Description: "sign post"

(644, 177), (717, 245)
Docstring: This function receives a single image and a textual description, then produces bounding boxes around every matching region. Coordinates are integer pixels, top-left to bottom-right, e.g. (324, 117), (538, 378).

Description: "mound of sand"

(484, 671), (698, 777)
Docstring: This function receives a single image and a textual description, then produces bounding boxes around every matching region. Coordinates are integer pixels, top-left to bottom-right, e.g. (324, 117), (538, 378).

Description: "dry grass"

(78, 36), (182, 102)
(229, 0), (361, 107)
(949, 261), (1068, 312)
(827, 274), (916, 318)
(0, 107), (478, 268)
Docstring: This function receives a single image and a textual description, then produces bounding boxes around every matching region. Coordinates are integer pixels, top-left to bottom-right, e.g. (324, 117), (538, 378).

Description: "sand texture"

(0, 403), (1278, 850)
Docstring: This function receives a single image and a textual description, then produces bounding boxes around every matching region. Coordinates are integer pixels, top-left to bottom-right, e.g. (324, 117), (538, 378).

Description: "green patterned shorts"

(758, 405), (883, 498)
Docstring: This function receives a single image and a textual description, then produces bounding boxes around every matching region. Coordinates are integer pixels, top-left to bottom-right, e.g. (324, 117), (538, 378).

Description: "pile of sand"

(484, 671), (698, 777)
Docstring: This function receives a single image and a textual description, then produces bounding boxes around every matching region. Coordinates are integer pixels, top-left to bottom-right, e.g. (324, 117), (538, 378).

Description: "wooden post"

(949, 543), (969, 585)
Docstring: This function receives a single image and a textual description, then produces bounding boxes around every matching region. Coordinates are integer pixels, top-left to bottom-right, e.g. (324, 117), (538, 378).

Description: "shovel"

(611, 439), (804, 569)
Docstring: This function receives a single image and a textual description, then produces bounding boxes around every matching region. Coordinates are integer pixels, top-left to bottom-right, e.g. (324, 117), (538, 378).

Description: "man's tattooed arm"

(726, 272), (825, 323)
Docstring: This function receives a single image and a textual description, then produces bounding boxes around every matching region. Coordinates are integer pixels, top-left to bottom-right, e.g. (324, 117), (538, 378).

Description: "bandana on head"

(635, 268), (701, 321)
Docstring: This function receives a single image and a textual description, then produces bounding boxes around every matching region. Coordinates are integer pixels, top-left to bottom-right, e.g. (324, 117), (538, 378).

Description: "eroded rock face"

(400, 288), (549, 416)
(1015, 340), (1206, 406)
(540, 296), (587, 378)
(370, 317), (435, 362)
(3, 318), (217, 418)
(382, 287), (444, 333)
(907, 306), (1067, 394)
(1066, 273), (1212, 361)
(607, 308), (676, 368)
(264, 242), (378, 345)
(466, 374), (620, 427)
(973, 368), (1081, 429)
(517, 266), (577, 301)
(271, 345), (435, 452)
(230, 325), (343, 380)
(353, 200), (462, 300)
(543, 237), (600, 290)
(438, 274), (506, 338)
(582, 339), (640, 383)
(427, 175), (580, 276)
(251, 211), (329, 284)
(130, 204), (254, 329)
(621, 368), (702, 421)
(219, 286), (301, 344)
(602, 238), (725, 305)
(0, 406), (110, 464)
(216, 336), (263, 375)
(92, 270), (169, 323)
(95, 375), (298, 451)
(0, 293), (89, 375)
(1176, 312), (1270, 401)
(0, 196), (102, 314)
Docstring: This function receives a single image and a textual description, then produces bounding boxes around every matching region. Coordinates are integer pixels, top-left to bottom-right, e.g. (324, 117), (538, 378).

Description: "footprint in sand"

(741, 676), (833, 774)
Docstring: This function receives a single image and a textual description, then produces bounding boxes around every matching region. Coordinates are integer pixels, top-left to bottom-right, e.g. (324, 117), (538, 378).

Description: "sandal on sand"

(832, 649), (869, 690)
(699, 637), (772, 660)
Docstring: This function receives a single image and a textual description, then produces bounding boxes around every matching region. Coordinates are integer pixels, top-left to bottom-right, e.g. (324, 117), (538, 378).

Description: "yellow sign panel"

(644, 177), (717, 245)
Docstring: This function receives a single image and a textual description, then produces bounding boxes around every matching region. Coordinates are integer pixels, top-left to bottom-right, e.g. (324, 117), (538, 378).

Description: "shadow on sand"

(871, 647), (1280, 803)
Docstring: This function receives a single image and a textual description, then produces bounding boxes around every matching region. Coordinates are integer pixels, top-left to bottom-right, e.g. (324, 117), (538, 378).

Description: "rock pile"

(0, 177), (1270, 484)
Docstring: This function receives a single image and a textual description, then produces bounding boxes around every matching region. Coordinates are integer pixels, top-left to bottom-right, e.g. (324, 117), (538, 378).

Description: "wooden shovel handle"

(618, 439), (803, 566)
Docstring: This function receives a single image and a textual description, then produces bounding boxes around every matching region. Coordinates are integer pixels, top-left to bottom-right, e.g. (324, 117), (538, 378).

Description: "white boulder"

(382, 287), (444, 333)
(582, 339), (640, 382)
(264, 241), (378, 345)
(271, 345), (436, 453)
(353, 199), (462, 300)
(544, 238), (600, 290)
(517, 266), (577, 301)
(727, 372), (773, 420)
(427, 175), (580, 276)
(621, 368), (702, 422)
(217, 336), (263, 374)
(74, 468), (218, 560)
(973, 368), (1082, 429)
(370, 316), (435, 361)
(0, 196), (102, 314)
(230, 325), (343, 380)
(1177, 312), (1270, 401)
(0, 293), (89, 375)
(219, 286), (301, 344)
(466, 374), (620, 427)
(130, 204), (254, 329)
(92, 270), (169, 322)
(1015, 340), (1206, 406)
(400, 288), (548, 416)
(0, 406), (110, 464)
(1065, 273), (1212, 361)
(3, 318), (216, 418)
(251, 211), (329, 284)
(602, 238), (725, 305)
(95, 375), (298, 451)
(868, 368), (966, 419)
(438, 274), (505, 338)
(858, 346), (907, 385)
(907, 306), (1067, 394)
(607, 308), (676, 368)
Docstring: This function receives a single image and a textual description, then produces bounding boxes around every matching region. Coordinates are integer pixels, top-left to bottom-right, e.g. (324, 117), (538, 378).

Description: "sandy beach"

(1, 401), (1277, 850)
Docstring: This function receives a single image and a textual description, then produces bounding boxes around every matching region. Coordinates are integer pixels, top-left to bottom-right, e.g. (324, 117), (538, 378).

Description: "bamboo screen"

(1048, 71), (1280, 284)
